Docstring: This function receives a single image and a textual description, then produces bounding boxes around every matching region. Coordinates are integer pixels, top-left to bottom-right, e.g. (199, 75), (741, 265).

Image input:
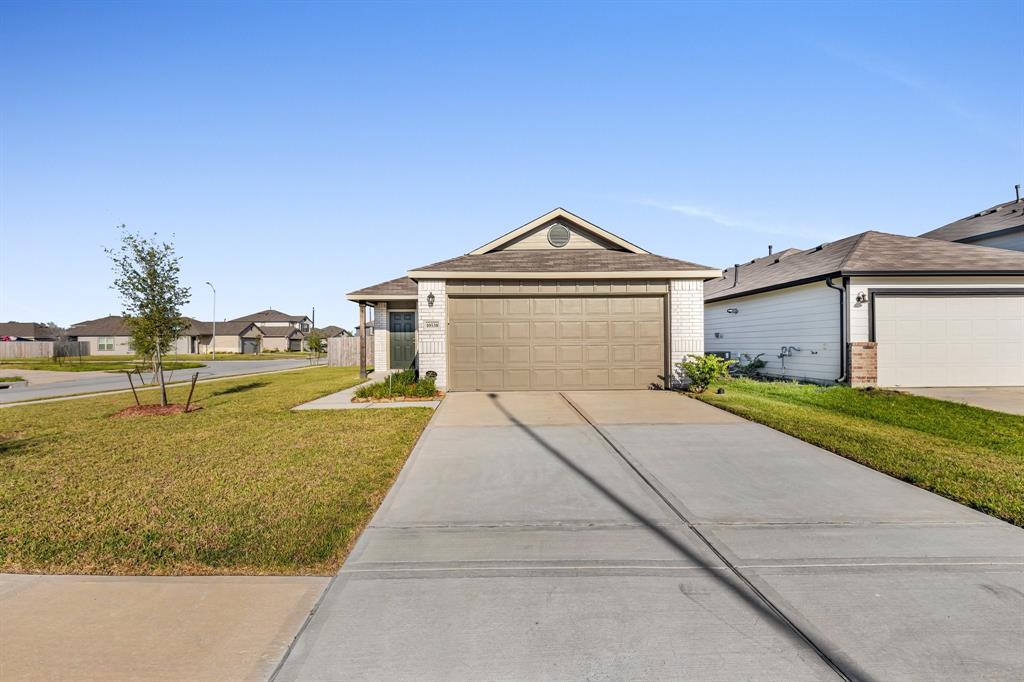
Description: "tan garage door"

(448, 296), (665, 391)
(875, 295), (1024, 387)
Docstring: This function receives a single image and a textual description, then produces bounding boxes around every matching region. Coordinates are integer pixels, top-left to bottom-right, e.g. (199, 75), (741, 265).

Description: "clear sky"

(2, 1), (1021, 330)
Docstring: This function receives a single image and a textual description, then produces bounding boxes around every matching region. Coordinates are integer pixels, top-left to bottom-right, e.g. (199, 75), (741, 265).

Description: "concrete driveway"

(275, 391), (1024, 681)
(901, 386), (1024, 416)
(0, 358), (317, 403)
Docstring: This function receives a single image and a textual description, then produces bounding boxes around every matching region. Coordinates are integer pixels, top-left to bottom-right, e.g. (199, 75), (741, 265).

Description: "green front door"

(389, 312), (416, 369)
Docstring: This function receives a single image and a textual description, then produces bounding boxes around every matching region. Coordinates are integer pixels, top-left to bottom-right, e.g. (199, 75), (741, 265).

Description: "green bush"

(354, 369), (437, 400)
(675, 354), (734, 393)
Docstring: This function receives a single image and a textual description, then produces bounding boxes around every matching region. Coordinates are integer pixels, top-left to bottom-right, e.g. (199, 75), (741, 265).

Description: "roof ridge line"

(837, 231), (873, 270)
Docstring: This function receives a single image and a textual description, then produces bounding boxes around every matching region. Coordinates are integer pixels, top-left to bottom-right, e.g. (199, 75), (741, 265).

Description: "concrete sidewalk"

(901, 386), (1024, 415)
(275, 390), (1024, 681)
(0, 573), (328, 682)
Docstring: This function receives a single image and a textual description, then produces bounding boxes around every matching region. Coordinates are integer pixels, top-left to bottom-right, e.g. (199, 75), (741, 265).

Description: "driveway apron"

(275, 391), (1024, 681)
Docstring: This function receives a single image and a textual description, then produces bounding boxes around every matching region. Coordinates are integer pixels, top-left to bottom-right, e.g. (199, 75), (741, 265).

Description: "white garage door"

(875, 295), (1024, 387)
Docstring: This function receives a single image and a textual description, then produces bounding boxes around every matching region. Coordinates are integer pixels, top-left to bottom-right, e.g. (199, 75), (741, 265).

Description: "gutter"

(824, 277), (846, 384)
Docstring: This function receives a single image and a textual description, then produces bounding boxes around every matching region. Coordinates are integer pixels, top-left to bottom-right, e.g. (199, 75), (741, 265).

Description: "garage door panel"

(875, 295), (1024, 388)
(449, 295), (665, 391)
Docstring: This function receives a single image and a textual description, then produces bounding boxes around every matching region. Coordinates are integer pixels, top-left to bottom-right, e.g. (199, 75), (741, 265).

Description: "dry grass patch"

(0, 367), (432, 575)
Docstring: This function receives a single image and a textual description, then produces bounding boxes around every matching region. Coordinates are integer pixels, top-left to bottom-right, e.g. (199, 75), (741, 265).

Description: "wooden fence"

(0, 341), (54, 359)
(328, 336), (374, 367)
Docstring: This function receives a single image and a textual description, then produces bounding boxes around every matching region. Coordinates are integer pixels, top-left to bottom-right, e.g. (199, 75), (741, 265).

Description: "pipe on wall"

(825, 277), (847, 383)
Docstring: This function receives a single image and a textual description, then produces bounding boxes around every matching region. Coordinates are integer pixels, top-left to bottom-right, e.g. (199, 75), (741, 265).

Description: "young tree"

(305, 329), (324, 360)
(105, 226), (191, 406)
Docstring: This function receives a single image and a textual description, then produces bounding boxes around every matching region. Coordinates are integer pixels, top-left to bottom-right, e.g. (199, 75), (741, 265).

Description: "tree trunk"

(155, 338), (168, 406)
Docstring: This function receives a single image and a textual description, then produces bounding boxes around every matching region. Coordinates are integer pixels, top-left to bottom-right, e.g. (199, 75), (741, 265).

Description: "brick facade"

(416, 280), (447, 389)
(669, 279), (705, 386)
(848, 341), (877, 387)
(372, 302), (388, 371)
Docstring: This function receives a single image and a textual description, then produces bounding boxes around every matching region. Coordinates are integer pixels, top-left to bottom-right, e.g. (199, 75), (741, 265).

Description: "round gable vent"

(547, 223), (571, 248)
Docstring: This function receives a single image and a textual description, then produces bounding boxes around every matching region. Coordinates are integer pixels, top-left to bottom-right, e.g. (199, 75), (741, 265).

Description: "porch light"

(427, 292), (435, 307)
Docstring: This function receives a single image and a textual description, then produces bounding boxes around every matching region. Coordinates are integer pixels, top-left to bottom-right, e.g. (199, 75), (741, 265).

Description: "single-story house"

(919, 190), (1024, 252)
(316, 325), (350, 338)
(185, 320), (264, 354)
(259, 325), (304, 352)
(231, 309), (312, 333)
(347, 208), (720, 391)
(704, 231), (1024, 388)
(0, 322), (59, 341)
(67, 315), (134, 354)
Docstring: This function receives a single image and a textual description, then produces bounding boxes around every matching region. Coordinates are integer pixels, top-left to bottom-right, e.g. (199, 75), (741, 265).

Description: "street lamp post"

(206, 281), (216, 360)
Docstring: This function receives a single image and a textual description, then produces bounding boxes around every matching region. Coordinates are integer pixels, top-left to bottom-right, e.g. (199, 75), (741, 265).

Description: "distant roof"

(705, 231), (1024, 302)
(347, 276), (418, 301)
(316, 325), (348, 337)
(0, 322), (58, 339)
(408, 250), (717, 277)
(259, 325), (302, 338)
(920, 199), (1024, 243)
(231, 309), (309, 323)
(68, 315), (132, 336)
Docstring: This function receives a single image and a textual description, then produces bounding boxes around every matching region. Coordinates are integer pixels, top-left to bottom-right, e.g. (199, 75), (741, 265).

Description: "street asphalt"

(0, 358), (317, 403)
(274, 390), (1024, 681)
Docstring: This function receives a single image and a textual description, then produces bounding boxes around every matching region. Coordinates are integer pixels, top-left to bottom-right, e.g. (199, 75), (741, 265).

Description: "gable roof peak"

(469, 208), (650, 256)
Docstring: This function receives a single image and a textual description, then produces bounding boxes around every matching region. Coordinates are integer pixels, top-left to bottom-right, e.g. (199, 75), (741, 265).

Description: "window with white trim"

(98, 336), (114, 351)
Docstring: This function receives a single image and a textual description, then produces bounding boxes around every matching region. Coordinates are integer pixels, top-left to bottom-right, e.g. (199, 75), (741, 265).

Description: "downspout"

(825, 276), (846, 383)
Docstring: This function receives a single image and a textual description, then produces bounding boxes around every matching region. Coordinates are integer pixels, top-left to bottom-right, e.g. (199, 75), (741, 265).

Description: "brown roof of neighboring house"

(231, 309), (310, 323)
(0, 322), (58, 339)
(408, 250), (716, 276)
(347, 276), (419, 300)
(919, 199), (1024, 243)
(316, 325), (348, 337)
(204, 321), (262, 336)
(68, 315), (132, 336)
(705, 231), (1024, 302)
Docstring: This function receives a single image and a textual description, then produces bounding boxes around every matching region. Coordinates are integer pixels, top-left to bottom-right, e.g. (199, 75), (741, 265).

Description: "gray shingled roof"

(259, 326), (302, 338)
(316, 325), (348, 337)
(706, 231), (1024, 302)
(410, 250), (714, 273)
(347, 276), (418, 299)
(68, 315), (133, 336)
(920, 200), (1024, 243)
(231, 309), (309, 323)
(0, 322), (58, 339)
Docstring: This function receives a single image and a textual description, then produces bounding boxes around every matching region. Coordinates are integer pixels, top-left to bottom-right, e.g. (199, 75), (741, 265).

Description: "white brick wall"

(416, 280), (447, 389)
(669, 279), (704, 386)
(372, 302), (388, 371)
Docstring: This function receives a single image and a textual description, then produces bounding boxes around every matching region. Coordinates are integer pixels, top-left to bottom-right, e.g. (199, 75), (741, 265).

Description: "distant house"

(231, 309), (312, 332)
(259, 325), (304, 352)
(0, 322), (59, 342)
(316, 325), (350, 338)
(67, 316), (134, 354)
(188, 320), (264, 354)
(919, 190), (1024, 252)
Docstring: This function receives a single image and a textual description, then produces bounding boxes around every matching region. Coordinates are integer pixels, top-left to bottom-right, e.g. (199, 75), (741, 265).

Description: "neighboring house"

(67, 315), (134, 354)
(919, 188), (1024, 252)
(259, 325), (304, 352)
(0, 322), (59, 341)
(347, 208), (719, 391)
(704, 231), (1024, 388)
(316, 325), (350, 338)
(231, 309), (312, 332)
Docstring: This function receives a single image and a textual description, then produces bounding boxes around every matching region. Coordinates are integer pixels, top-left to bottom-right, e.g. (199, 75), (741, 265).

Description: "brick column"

(417, 280), (447, 389)
(669, 279), (704, 387)
(848, 341), (877, 387)
(373, 302), (388, 372)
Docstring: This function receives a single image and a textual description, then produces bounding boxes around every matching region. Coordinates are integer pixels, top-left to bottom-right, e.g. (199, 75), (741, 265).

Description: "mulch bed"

(351, 393), (444, 404)
(111, 404), (203, 418)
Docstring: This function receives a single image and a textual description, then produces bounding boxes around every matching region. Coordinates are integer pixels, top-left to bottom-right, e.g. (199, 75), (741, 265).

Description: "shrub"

(731, 353), (767, 379)
(353, 369), (437, 400)
(675, 354), (734, 393)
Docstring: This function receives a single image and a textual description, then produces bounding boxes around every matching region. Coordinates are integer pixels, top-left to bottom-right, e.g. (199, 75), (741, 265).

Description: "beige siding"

(262, 336), (291, 352)
(76, 335), (133, 355)
(499, 221), (622, 251)
(704, 282), (842, 383)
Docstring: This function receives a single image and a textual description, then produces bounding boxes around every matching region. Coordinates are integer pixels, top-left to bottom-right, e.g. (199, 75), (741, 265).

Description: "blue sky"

(2, 1), (1021, 329)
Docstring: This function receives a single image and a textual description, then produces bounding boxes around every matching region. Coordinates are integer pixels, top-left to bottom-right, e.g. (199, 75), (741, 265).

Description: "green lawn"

(0, 359), (206, 372)
(697, 379), (1024, 526)
(0, 367), (433, 575)
(0, 376), (24, 382)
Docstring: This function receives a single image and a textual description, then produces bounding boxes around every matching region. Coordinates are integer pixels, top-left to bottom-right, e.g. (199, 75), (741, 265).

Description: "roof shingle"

(347, 276), (418, 299)
(705, 231), (1024, 302)
(409, 250), (715, 274)
(920, 200), (1024, 243)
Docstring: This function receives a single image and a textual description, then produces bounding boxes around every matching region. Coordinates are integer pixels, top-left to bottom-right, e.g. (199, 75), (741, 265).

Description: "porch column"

(358, 302), (367, 378)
